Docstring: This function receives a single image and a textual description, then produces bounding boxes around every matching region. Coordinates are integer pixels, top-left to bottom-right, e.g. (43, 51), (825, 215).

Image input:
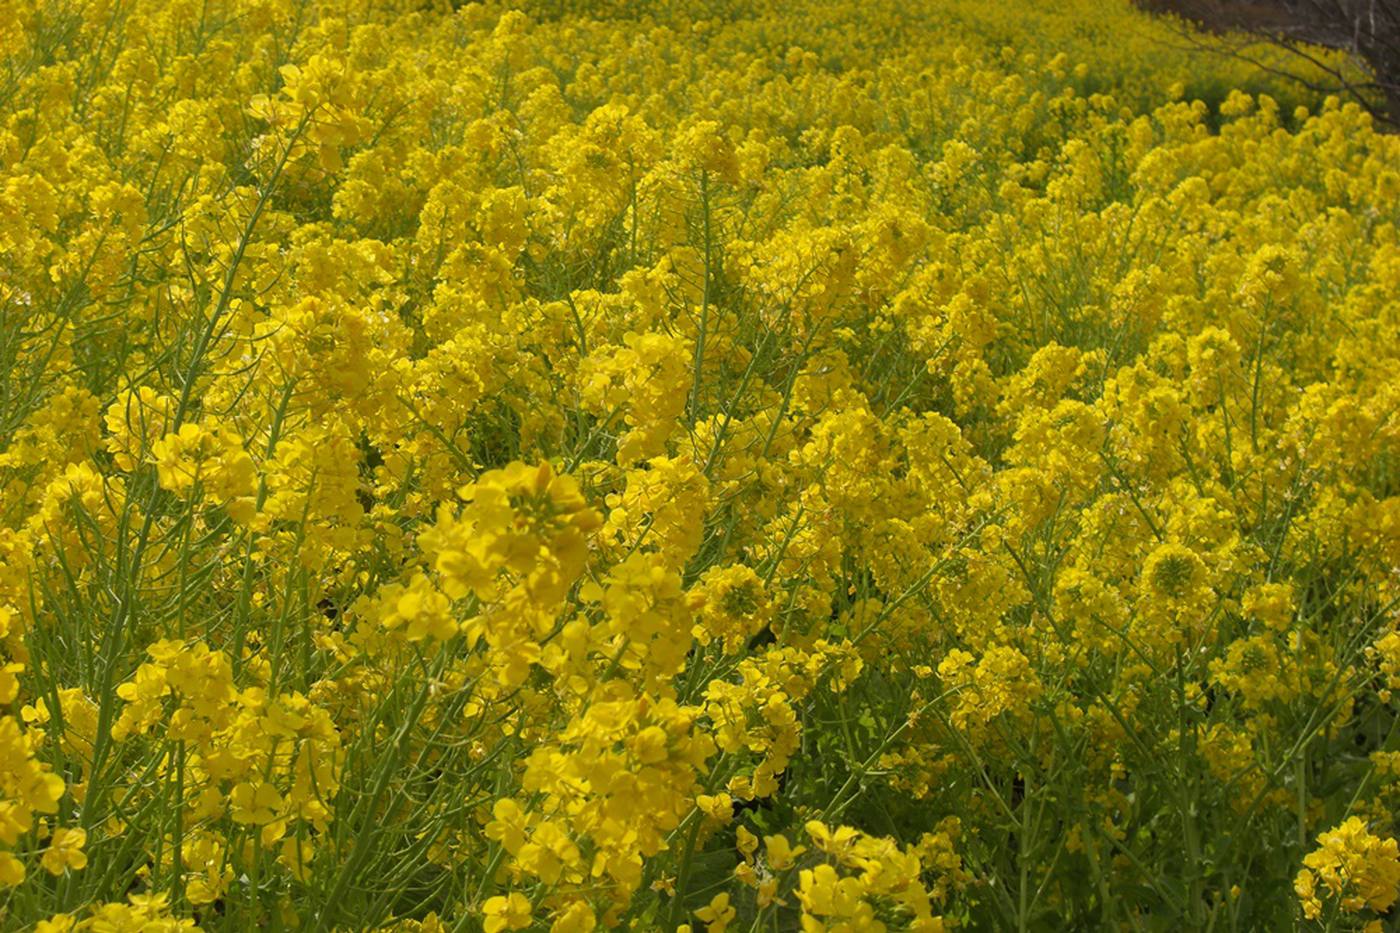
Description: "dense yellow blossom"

(2, 0), (1398, 928)
(1295, 819), (1400, 924)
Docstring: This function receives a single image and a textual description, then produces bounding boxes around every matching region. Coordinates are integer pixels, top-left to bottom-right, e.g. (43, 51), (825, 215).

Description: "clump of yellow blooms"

(1295, 819), (1400, 929)
(3, 0), (1400, 928)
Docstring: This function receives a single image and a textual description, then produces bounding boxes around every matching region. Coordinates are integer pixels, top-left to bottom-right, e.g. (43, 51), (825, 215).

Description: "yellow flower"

(41, 827), (87, 875)
(1296, 818), (1400, 919)
(695, 892), (737, 932)
(0, 851), (25, 887)
(765, 833), (807, 871)
(549, 900), (597, 933)
(482, 892), (532, 933)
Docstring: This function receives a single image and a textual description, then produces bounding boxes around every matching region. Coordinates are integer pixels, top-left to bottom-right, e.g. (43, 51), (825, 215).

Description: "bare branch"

(1139, 0), (1400, 126)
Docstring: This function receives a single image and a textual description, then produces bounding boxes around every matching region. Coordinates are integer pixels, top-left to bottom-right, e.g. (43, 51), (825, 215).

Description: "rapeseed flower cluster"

(2, 0), (1399, 928)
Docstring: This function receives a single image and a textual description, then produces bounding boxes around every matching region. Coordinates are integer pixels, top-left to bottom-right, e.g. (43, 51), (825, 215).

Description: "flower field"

(4, 0), (1400, 929)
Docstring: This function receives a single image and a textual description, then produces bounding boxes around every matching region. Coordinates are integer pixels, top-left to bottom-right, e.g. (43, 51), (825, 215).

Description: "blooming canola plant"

(3, 0), (1400, 929)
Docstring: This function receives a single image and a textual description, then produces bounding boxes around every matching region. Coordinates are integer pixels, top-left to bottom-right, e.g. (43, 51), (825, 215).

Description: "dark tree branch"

(1140, 0), (1400, 127)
